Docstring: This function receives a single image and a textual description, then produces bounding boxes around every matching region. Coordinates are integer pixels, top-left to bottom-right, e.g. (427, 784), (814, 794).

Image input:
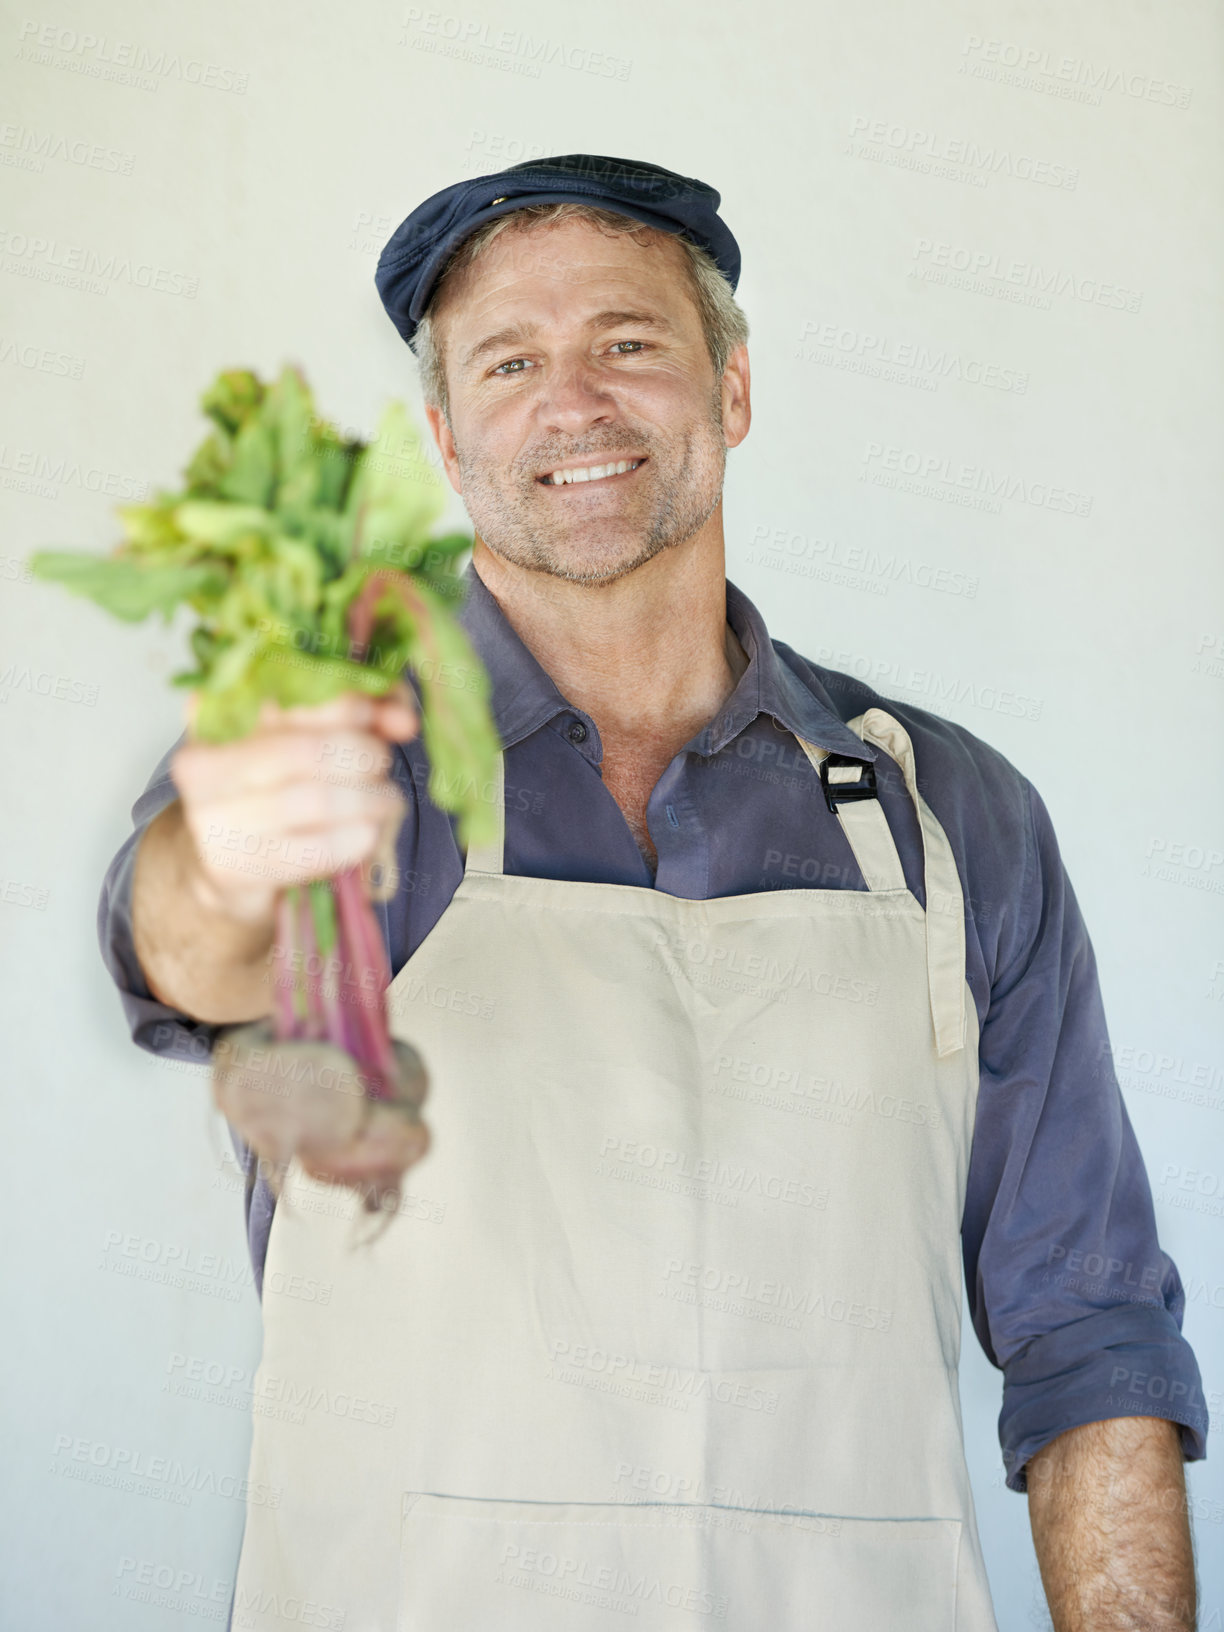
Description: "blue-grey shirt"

(97, 560), (1209, 1493)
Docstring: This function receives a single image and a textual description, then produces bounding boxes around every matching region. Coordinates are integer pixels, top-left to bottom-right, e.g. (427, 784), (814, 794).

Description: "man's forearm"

(131, 799), (277, 1025)
(1026, 1415), (1197, 1630)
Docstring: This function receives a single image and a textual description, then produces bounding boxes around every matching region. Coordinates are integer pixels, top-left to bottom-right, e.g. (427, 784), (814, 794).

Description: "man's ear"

(721, 343), (751, 451)
(423, 403), (463, 496)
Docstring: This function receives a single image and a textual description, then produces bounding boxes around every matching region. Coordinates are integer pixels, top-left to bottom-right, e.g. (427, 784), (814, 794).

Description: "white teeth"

(545, 459), (642, 485)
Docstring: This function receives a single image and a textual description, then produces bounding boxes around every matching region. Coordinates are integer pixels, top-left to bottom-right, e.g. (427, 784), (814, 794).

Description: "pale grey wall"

(2, 1), (1220, 1626)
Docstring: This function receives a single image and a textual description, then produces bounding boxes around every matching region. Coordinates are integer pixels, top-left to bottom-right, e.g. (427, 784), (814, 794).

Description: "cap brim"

(394, 191), (724, 335)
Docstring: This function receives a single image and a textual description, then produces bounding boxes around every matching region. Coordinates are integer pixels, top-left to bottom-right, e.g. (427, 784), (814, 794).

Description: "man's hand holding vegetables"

(33, 346), (503, 1210)
(134, 681), (429, 1190)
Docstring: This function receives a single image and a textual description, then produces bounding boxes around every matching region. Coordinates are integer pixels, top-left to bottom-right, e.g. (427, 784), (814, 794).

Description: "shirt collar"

(453, 558), (877, 763)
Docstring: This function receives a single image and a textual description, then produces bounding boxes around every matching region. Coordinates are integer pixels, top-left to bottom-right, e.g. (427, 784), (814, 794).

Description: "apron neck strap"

(462, 747), (506, 876)
(810, 709), (967, 1057)
(794, 737), (907, 893)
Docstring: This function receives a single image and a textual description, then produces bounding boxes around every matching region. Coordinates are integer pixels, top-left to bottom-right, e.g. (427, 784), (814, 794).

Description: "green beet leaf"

(218, 416), (277, 508)
(172, 499), (276, 548)
(192, 683), (263, 743)
(345, 402), (447, 559)
(29, 551), (226, 623)
(25, 363), (501, 851)
(201, 369), (264, 436)
(248, 643), (393, 707)
(184, 430), (233, 494)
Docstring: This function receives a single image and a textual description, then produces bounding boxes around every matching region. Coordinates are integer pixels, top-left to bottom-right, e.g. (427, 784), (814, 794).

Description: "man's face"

(424, 216), (749, 586)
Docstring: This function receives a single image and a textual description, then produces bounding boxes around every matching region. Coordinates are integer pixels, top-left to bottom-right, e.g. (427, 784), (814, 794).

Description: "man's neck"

(471, 534), (749, 751)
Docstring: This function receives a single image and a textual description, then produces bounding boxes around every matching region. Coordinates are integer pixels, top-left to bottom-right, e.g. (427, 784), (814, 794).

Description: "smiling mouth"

(537, 458), (647, 487)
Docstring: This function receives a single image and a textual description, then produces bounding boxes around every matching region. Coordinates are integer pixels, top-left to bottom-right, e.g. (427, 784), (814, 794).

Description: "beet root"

(212, 1020), (430, 1209)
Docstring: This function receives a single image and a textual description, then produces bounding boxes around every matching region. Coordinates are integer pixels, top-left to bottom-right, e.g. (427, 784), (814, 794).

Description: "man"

(103, 156), (1206, 1629)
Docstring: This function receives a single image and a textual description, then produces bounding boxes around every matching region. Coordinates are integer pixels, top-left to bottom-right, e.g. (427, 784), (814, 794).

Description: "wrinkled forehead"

(430, 217), (695, 344)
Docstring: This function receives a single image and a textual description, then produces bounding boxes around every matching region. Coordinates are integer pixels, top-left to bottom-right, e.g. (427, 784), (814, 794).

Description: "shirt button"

(567, 720), (588, 744)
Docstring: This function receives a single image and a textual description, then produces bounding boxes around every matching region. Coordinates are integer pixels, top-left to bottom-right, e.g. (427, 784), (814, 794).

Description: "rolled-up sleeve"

(961, 778), (1208, 1493)
(97, 731), (223, 1064)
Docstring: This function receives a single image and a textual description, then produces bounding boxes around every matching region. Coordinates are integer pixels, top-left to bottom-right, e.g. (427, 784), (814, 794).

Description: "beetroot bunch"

(32, 364), (500, 1114)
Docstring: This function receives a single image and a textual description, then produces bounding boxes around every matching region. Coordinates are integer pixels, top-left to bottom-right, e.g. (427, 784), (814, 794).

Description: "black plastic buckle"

(819, 753), (877, 814)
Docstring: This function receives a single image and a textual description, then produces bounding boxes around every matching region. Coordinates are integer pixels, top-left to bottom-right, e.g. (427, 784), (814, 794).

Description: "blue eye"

(491, 341), (646, 377)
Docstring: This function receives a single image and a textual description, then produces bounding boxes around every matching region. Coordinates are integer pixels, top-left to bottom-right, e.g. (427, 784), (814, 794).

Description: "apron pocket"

(398, 1491), (962, 1630)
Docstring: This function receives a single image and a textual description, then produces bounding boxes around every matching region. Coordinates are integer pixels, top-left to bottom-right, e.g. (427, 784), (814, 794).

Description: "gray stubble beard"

(453, 386), (728, 587)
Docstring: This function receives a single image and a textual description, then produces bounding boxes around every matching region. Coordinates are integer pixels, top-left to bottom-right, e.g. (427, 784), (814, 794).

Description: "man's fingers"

(172, 728), (395, 800)
(185, 778), (403, 843)
(256, 682), (420, 738)
(257, 692), (377, 731)
(187, 680), (418, 739)
(376, 683), (421, 742)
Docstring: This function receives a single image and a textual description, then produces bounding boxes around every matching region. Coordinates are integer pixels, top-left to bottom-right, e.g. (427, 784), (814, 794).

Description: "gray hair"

(410, 201), (749, 424)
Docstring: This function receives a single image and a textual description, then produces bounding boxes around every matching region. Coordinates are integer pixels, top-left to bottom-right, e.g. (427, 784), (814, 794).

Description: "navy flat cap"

(374, 153), (741, 349)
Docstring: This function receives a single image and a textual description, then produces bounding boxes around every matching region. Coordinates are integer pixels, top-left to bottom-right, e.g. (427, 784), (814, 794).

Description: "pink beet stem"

(317, 911), (348, 1055)
(273, 890), (297, 1037)
(288, 886), (308, 1035)
(332, 865), (397, 1099)
(327, 571), (421, 1102)
(297, 887), (325, 1041)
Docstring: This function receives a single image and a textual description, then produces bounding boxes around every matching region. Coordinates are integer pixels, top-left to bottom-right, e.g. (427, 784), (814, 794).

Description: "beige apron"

(229, 706), (999, 1631)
